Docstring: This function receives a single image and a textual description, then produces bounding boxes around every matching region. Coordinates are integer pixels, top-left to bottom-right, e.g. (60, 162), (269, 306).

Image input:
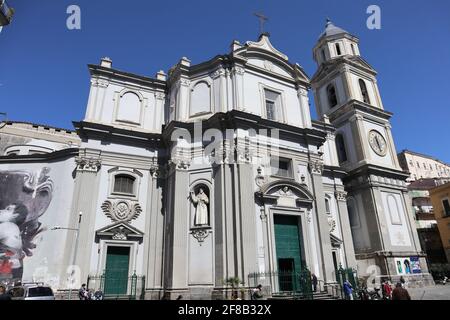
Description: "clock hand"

(375, 136), (381, 150)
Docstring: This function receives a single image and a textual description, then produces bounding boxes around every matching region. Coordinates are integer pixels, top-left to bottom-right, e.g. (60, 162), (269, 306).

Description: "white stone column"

(308, 160), (335, 283)
(297, 87), (312, 128)
(384, 123), (401, 169)
(232, 66), (245, 111)
(179, 78), (191, 121)
(65, 155), (102, 286)
(334, 191), (357, 268)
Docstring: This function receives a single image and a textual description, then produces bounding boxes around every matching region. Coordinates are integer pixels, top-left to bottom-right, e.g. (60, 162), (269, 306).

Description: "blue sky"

(1, 0), (449, 162)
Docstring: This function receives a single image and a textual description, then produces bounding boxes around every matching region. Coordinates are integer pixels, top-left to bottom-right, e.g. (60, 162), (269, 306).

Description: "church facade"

(0, 21), (433, 299)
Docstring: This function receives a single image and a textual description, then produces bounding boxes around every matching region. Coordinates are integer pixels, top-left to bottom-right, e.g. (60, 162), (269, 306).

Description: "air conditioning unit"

(0, 0), (14, 26)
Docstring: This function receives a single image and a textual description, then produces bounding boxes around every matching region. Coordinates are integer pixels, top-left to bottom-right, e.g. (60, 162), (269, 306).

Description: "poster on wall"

(410, 256), (422, 274)
(0, 168), (53, 286)
(395, 257), (413, 275)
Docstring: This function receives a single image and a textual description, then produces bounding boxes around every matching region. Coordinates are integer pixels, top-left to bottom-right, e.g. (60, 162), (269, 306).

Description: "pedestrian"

(311, 273), (318, 292)
(251, 284), (263, 300)
(399, 276), (406, 287)
(78, 283), (87, 300)
(343, 280), (353, 300)
(0, 285), (11, 300)
(382, 281), (392, 300)
(392, 282), (411, 300)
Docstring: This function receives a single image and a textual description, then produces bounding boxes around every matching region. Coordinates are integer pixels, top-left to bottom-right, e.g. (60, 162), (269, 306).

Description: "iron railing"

(87, 272), (146, 300)
(248, 270), (313, 300)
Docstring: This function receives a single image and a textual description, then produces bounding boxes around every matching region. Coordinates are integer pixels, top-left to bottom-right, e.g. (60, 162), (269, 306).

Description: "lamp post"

(51, 211), (83, 300)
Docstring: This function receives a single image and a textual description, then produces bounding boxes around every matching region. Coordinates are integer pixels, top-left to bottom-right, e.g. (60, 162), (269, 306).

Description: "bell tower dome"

(313, 19), (360, 66)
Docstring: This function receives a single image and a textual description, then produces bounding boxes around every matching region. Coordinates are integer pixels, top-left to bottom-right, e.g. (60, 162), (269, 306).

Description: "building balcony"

(0, 0), (14, 26)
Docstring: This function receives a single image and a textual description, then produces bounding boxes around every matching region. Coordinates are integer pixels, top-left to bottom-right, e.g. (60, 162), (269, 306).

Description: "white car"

(8, 283), (55, 300)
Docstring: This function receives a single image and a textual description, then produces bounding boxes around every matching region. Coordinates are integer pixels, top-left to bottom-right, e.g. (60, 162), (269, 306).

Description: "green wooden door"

(104, 246), (130, 295)
(274, 215), (303, 291)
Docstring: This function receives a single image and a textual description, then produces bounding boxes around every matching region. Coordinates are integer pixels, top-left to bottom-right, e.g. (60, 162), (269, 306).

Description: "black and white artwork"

(0, 168), (54, 284)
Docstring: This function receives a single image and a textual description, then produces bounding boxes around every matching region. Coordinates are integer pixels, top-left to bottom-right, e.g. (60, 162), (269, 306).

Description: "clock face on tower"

(368, 130), (387, 156)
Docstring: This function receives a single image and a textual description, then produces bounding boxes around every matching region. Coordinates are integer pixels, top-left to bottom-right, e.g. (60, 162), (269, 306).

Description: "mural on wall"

(394, 257), (414, 275)
(0, 168), (54, 285)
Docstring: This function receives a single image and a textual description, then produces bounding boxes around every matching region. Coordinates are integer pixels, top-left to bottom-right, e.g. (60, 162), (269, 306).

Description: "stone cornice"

(162, 109), (327, 146)
(328, 100), (393, 124)
(88, 64), (166, 91)
(0, 148), (79, 163)
(73, 121), (163, 148)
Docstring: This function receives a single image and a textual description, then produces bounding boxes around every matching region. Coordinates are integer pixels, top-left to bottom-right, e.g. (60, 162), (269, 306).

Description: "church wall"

(85, 79), (164, 133)
(348, 192), (371, 252)
(379, 190), (412, 249)
(242, 71), (305, 128)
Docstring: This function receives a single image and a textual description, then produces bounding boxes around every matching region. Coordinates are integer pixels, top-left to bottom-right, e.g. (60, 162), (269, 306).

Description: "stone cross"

(254, 12), (268, 34)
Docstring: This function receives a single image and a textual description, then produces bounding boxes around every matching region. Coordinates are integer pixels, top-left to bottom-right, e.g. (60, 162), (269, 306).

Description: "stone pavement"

(407, 285), (450, 300)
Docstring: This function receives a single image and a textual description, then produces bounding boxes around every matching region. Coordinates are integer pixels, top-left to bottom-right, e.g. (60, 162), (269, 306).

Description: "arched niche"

(116, 90), (143, 125)
(189, 182), (211, 228)
(190, 81), (211, 116)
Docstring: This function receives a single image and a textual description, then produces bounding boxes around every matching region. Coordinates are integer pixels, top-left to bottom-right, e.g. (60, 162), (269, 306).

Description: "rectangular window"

(266, 100), (275, 120)
(271, 157), (292, 178)
(264, 89), (281, 121)
(443, 199), (450, 217)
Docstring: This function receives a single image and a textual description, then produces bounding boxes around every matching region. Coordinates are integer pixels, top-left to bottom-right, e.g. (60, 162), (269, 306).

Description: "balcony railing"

(0, 0), (14, 26)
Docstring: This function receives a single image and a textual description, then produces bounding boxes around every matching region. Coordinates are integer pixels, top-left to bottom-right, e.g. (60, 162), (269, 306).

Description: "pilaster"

(334, 190), (357, 268)
(308, 160), (335, 283)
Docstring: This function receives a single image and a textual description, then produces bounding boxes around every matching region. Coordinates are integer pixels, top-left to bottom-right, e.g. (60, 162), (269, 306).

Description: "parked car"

(7, 283), (55, 300)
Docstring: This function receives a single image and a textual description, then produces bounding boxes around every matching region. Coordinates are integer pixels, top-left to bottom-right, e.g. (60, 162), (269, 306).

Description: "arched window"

(335, 43), (342, 56)
(327, 84), (338, 108)
(351, 44), (356, 55)
(325, 197), (331, 215)
(336, 133), (348, 163)
(359, 79), (371, 104)
(113, 174), (135, 195)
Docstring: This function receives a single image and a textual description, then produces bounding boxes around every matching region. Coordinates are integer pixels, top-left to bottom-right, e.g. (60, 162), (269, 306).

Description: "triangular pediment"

(330, 233), (343, 248)
(95, 221), (144, 243)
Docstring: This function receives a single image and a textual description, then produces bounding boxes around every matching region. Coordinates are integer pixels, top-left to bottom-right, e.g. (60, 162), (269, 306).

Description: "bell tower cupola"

(313, 19), (360, 66)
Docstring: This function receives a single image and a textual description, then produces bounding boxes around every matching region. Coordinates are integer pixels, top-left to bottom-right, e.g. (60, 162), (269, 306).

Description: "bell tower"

(311, 20), (432, 285)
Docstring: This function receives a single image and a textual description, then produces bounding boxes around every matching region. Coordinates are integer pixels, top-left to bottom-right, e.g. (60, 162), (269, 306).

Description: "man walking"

(392, 282), (411, 300)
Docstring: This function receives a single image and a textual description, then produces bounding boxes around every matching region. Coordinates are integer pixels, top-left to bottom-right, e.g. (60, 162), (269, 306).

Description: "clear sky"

(1, 0), (449, 162)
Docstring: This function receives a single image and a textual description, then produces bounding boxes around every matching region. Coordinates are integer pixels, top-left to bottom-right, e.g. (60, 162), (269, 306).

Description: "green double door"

(274, 215), (304, 292)
(104, 246), (130, 295)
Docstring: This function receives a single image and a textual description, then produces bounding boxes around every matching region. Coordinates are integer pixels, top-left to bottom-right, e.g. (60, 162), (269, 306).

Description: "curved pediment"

(232, 34), (310, 84)
(243, 33), (289, 61)
(257, 180), (314, 207)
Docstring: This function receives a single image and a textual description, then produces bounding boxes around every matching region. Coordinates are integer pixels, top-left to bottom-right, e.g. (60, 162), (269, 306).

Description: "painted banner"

(410, 256), (422, 274)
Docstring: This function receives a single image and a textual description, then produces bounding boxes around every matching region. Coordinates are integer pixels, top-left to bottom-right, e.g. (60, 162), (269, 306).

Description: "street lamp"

(51, 211), (83, 300)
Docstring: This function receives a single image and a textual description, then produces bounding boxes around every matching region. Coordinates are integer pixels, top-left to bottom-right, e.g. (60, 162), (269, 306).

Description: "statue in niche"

(190, 187), (209, 226)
